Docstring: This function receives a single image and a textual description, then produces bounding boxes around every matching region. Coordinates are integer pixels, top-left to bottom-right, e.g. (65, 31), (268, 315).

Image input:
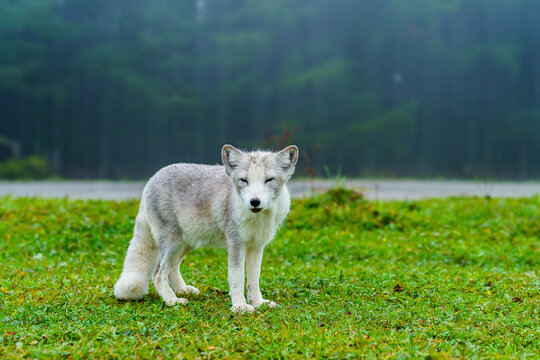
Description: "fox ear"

(222, 144), (243, 174)
(277, 145), (299, 174)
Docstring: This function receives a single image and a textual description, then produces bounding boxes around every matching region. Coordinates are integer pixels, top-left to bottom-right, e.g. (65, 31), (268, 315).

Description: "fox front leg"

(227, 241), (255, 314)
(246, 246), (277, 308)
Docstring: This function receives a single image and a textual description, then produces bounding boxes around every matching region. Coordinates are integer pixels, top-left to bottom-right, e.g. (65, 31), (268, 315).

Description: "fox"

(114, 144), (299, 313)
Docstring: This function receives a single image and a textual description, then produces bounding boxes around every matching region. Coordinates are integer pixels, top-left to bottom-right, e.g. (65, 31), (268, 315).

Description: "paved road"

(1, 180), (539, 200)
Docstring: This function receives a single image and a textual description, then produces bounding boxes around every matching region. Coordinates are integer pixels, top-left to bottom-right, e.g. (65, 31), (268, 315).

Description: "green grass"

(0, 189), (539, 359)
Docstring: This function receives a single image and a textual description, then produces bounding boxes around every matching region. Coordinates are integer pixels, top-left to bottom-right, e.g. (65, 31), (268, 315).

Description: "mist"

(1, 0), (539, 179)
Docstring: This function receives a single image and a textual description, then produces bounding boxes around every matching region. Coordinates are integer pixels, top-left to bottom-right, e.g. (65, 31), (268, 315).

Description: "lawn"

(0, 189), (538, 359)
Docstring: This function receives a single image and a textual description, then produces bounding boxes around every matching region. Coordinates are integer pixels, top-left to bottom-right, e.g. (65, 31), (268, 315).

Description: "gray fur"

(114, 145), (299, 313)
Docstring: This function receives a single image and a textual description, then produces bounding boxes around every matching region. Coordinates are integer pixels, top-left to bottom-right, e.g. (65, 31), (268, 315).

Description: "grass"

(0, 189), (539, 359)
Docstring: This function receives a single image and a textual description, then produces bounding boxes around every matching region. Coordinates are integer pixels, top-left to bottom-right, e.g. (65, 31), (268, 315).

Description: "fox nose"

(250, 198), (261, 207)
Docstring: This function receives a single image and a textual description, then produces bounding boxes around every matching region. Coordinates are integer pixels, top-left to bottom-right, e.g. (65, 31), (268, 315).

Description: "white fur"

(114, 145), (298, 313)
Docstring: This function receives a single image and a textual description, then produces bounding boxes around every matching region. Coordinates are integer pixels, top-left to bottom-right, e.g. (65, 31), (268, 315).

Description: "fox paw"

(176, 285), (200, 295)
(165, 297), (189, 306)
(231, 304), (255, 314)
(252, 299), (278, 308)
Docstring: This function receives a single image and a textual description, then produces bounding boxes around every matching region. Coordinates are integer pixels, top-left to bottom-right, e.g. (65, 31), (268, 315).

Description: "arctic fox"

(114, 145), (298, 313)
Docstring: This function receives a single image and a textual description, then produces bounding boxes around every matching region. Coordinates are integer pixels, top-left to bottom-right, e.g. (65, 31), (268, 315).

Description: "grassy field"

(0, 189), (538, 359)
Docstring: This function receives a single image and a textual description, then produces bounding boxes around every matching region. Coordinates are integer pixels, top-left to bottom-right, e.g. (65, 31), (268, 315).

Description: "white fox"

(114, 145), (299, 313)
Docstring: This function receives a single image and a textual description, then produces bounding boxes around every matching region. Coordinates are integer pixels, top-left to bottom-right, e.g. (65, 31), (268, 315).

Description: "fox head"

(222, 144), (299, 213)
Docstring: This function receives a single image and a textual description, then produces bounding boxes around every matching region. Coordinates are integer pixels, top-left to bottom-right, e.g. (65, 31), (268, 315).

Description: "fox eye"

(240, 178), (248, 184)
(265, 178), (275, 183)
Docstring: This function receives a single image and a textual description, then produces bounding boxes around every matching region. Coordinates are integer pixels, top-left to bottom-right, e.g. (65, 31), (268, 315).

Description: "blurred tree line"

(0, 0), (539, 179)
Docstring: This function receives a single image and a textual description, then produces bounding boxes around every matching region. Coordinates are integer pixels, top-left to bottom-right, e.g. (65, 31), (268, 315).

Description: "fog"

(1, 0), (539, 179)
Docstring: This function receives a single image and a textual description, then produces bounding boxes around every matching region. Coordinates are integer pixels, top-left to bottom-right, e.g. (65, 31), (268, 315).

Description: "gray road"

(1, 179), (539, 200)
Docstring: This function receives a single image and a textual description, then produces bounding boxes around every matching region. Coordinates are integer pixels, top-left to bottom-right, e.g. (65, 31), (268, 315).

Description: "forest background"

(1, 0), (539, 179)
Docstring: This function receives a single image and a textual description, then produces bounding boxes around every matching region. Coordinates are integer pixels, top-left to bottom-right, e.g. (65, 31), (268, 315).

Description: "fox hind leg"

(152, 227), (189, 306)
(168, 245), (200, 296)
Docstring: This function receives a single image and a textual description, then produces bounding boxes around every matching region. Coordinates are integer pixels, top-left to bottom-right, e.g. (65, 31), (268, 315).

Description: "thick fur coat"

(114, 145), (298, 313)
